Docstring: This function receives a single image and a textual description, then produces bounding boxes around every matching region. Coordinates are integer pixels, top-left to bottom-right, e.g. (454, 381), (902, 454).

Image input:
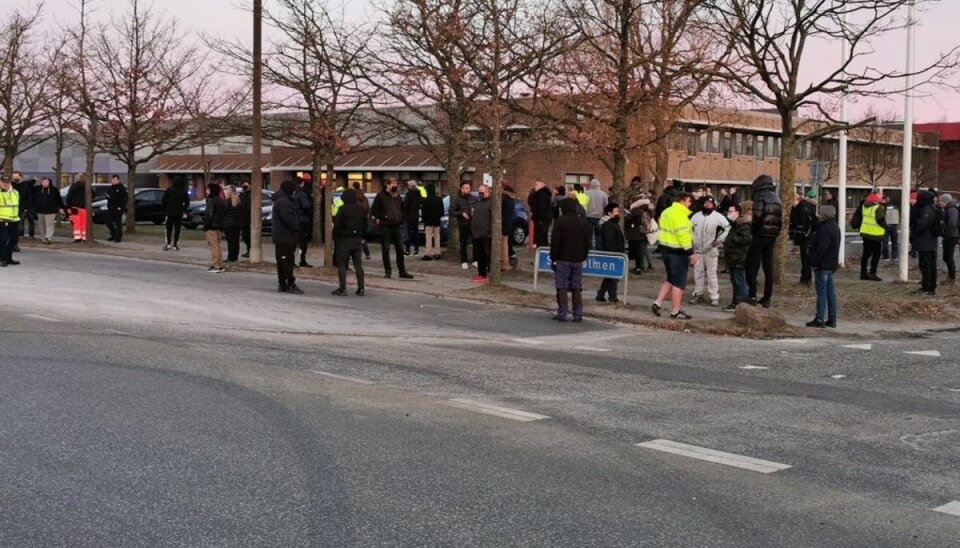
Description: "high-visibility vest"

(658, 201), (693, 252)
(859, 204), (884, 238)
(0, 188), (20, 222)
(331, 186), (345, 217)
(575, 192), (589, 208)
(418, 186), (426, 198)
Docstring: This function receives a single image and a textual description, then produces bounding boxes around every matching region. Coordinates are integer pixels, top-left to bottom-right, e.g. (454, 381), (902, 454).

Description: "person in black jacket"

(203, 182), (226, 272)
(806, 205), (841, 328)
(240, 179), (252, 257)
(791, 190), (818, 285)
(550, 198), (591, 322)
(34, 177), (64, 244)
(470, 184), (494, 281)
(402, 180), (423, 256)
(65, 174), (89, 242)
(745, 174), (783, 307)
(655, 180), (683, 221)
(162, 180), (190, 250)
(372, 178), (413, 279)
(105, 175), (128, 242)
(528, 179), (553, 248)
(501, 185), (517, 268)
(597, 203), (625, 303)
(332, 188), (368, 296)
(13, 172), (35, 242)
(292, 179), (313, 267)
(421, 183), (443, 260)
(223, 185), (244, 263)
(272, 180), (303, 293)
(912, 191), (941, 295)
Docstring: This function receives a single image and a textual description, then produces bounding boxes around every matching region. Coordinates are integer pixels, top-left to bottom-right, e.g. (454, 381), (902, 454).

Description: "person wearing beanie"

(913, 191), (941, 295)
(689, 196), (729, 307)
(790, 190), (818, 285)
(402, 180), (423, 256)
(596, 203), (625, 303)
(882, 195), (900, 261)
(806, 205), (841, 328)
(550, 197), (590, 321)
(746, 174), (783, 307)
(939, 193), (960, 281)
(372, 178), (413, 279)
(625, 197), (655, 273)
(851, 192), (887, 281)
(720, 202), (753, 312)
(202, 182), (227, 273)
(585, 178), (609, 248)
(272, 179), (303, 293)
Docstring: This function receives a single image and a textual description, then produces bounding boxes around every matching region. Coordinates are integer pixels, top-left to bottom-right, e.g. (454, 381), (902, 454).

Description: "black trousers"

(458, 223), (472, 263)
(474, 238), (491, 277)
(18, 211), (34, 237)
(336, 238), (365, 289)
(796, 235), (811, 283)
(943, 237), (958, 279)
(275, 242), (297, 287)
(534, 220), (550, 248)
(404, 221), (419, 253)
(0, 221), (14, 261)
(225, 227), (241, 261)
(919, 250), (938, 292)
(165, 215), (183, 246)
(861, 239), (882, 276)
(242, 225), (251, 252)
(746, 236), (777, 302)
(106, 209), (124, 241)
(298, 222), (311, 262)
(379, 225), (406, 274)
(598, 278), (619, 300)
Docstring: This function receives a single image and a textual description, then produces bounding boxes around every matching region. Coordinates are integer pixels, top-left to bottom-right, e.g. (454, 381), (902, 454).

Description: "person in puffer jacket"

(746, 175), (783, 307)
(689, 196), (729, 307)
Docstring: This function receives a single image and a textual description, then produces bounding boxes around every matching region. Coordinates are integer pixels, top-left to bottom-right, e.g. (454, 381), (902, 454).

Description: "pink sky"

(8, 0), (960, 122)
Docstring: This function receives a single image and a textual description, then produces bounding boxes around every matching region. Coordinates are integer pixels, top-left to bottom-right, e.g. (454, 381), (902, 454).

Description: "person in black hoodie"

(402, 180), (423, 256)
(372, 178), (413, 278)
(13, 172), (34, 242)
(272, 180), (303, 293)
(293, 179), (313, 267)
(162, 180), (190, 250)
(551, 198), (591, 322)
(791, 190), (818, 285)
(655, 179), (683, 221)
(528, 179), (553, 248)
(203, 182), (226, 273)
(597, 203), (625, 303)
(65, 174), (88, 242)
(421, 183), (444, 260)
(332, 188), (368, 296)
(745, 174), (783, 307)
(240, 179), (252, 257)
(34, 177), (64, 245)
(223, 185), (244, 263)
(805, 205), (841, 328)
(501, 184), (517, 268)
(912, 190), (941, 295)
(105, 175), (128, 242)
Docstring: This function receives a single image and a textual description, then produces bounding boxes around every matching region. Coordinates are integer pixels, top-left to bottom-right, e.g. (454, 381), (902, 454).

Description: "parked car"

(437, 193), (528, 246)
(91, 187), (166, 225)
(184, 190), (274, 229)
(60, 184), (113, 206)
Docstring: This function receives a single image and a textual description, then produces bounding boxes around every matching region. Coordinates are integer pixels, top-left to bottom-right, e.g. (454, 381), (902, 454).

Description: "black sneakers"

(670, 310), (692, 320)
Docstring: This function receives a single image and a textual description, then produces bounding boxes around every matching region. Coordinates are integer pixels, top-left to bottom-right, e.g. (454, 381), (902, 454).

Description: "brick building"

(913, 122), (960, 192)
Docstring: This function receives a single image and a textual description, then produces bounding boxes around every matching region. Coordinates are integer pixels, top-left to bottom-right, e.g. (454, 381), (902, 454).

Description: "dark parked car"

(92, 187), (166, 225)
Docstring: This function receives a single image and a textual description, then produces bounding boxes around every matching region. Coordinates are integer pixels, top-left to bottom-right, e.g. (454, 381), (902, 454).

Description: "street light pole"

(899, 0), (916, 281)
(838, 10), (849, 267)
(250, 0), (264, 264)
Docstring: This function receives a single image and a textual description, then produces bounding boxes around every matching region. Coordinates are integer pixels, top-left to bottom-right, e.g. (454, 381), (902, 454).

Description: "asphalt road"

(1, 249), (959, 547)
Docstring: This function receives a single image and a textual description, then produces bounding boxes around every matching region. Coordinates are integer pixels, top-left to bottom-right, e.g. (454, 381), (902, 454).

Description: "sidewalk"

(25, 225), (960, 339)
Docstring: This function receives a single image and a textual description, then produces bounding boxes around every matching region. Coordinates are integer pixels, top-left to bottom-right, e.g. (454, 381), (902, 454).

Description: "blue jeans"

(588, 217), (602, 249)
(729, 269), (748, 303)
(815, 270), (837, 322)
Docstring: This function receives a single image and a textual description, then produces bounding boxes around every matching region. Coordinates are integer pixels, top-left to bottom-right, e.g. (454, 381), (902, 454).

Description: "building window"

(734, 133), (743, 156)
(766, 136), (778, 158)
(757, 137), (765, 160)
(699, 132), (708, 153)
(686, 130), (698, 157)
(723, 132), (732, 159)
(565, 173), (593, 188)
(710, 131), (721, 154)
(744, 134), (755, 157)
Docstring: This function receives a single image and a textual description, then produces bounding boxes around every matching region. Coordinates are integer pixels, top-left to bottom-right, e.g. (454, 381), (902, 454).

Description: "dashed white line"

(842, 344), (872, 351)
(779, 339), (809, 345)
(445, 398), (549, 422)
(512, 338), (545, 345)
(23, 314), (63, 323)
(831, 374), (848, 379)
(905, 350), (941, 357)
(933, 501), (960, 517)
(307, 370), (375, 385)
(636, 439), (792, 474)
(574, 346), (611, 353)
(739, 365), (769, 370)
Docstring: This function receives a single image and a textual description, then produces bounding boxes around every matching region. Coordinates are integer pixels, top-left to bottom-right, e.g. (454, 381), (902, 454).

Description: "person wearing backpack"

(912, 191), (941, 295)
(939, 193), (960, 282)
(851, 192), (886, 281)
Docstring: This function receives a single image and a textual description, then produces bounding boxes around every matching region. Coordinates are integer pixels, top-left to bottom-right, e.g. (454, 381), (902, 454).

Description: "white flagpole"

(838, 10), (850, 267)
(899, 0), (916, 281)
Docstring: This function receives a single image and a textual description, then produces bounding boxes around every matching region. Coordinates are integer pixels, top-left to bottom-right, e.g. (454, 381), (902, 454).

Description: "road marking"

(307, 370), (375, 385)
(905, 350), (941, 357)
(575, 346), (611, 353)
(102, 329), (130, 336)
(739, 365), (769, 370)
(842, 344), (873, 351)
(437, 307), (513, 317)
(23, 314), (62, 323)
(636, 439), (792, 474)
(512, 338), (545, 345)
(831, 374), (848, 379)
(445, 398), (549, 422)
(779, 339), (808, 345)
(933, 501), (960, 517)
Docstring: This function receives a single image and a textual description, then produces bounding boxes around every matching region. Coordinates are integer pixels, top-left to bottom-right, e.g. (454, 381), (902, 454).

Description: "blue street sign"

(533, 247), (631, 304)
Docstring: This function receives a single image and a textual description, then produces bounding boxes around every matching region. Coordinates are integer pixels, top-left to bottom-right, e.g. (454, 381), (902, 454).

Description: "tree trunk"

(54, 135), (64, 189)
(201, 142), (212, 193)
(84, 117), (97, 244)
(125, 163), (138, 233)
(654, 141), (670, 193)
(777, 129), (799, 285)
(311, 149), (323, 244)
(323, 162), (335, 270)
(2, 148), (14, 175)
(612, 148), (626, 209)
(444, 153), (465, 262)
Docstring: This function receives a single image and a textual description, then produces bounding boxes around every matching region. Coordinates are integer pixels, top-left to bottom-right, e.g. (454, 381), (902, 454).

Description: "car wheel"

(511, 223), (527, 246)
(152, 218), (164, 225)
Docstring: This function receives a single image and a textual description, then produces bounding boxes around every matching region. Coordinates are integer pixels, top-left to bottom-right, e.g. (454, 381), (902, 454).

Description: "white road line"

(739, 365), (769, 370)
(23, 314), (62, 323)
(512, 338), (545, 345)
(307, 370), (375, 385)
(842, 344), (872, 351)
(779, 339), (809, 345)
(933, 501), (960, 517)
(102, 329), (130, 336)
(445, 398), (549, 422)
(831, 374), (848, 379)
(574, 346), (611, 353)
(905, 350), (941, 357)
(636, 439), (792, 474)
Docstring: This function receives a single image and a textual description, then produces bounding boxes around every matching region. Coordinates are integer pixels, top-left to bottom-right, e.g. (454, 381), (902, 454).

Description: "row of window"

(680, 129), (820, 161)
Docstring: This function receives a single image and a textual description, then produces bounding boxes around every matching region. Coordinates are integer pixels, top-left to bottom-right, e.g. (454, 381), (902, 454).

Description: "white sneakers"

(461, 262), (469, 269)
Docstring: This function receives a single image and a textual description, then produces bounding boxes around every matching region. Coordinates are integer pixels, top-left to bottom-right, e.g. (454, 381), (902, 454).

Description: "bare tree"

(92, 0), (200, 233)
(705, 0), (960, 282)
(849, 107), (902, 187)
(0, 4), (52, 174)
(41, 38), (84, 189)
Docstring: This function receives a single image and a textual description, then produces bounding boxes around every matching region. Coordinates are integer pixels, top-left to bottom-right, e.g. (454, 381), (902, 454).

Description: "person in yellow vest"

(331, 184), (346, 217)
(652, 191), (697, 320)
(571, 183), (590, 211)
(0, 175), (21, 266)
(853, 192), (886, 281)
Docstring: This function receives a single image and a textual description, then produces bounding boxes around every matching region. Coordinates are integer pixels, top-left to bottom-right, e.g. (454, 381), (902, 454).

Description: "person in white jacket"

(689, 196), (729, 306)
